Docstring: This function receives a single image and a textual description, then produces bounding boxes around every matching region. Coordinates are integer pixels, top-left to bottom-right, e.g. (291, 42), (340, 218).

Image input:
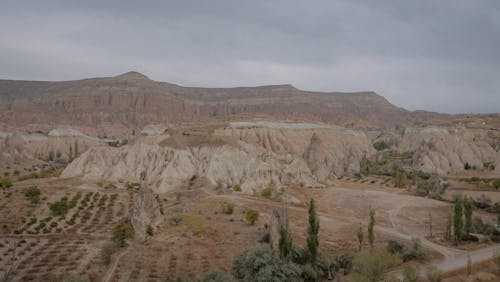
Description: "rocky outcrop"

(61, 122), (374, 193)
(131, 183), (165, 236)
(398, 127), (499, 174)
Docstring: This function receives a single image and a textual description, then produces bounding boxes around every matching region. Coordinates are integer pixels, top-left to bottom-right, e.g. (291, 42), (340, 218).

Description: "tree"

(279, 225), (293, 261)
(69, 145), (73, 161)
(445, 213), (452, 241)
(428, 212), (433, 237)
(463, 197), (473, 238)
(112, 218), (135, 247)
(74, 141), (79, 158)
(454, 197), (463, 243)
(368, 209), (376, 248)
(234, 246), (302, 282)
(307, 198), (320, 263)
(246, 210), (259, 225)
(146, 225), (154, 237)
(357, 224), (364, 251)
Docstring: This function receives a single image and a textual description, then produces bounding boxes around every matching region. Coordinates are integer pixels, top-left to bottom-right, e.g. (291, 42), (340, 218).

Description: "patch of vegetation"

(373, 141), (389, 151)
(352, 249), (401, 282)
(146, 224), (154, 236)
(260, 186), (273, 199)
(200, 270), (235, 282)
(0, 177), (12, 189)
(393, 167), (410, 188)
(234, 246), (303, 282)
(415, 173), (447, 199)
(245, 209), (259, 225)
(125, 181), (140, 190)
(23, 186), (41, 204)
(387, 239), (426, 262)
(190, 175), (198, 182)
(101, 243), (119, 265)
(233, 184), (242, 192)
(107, 139), (128, 147)
(49, 197), (70, 215)
(112, 218), (135, 247)
(184, 213), (205, 236)
(220, 202), (234, 215)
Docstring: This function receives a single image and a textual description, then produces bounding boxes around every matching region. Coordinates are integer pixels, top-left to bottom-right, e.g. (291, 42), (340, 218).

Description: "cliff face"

(398, 127), (499, 174)
(61, 122), (374, 193)
(0, 72), (433, 136)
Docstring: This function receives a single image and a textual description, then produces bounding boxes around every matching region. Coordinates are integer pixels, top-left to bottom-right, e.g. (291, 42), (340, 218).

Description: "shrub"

(233, 184), (241, 192)
(261, 187), (273, 199)
(402, 265), (418, 282)
(373, 141), (389, 151)
(352, 249), (401, 282)
(493, 179), (500, 190)
(23, 186), (41, 204)
(474, 194), (492, 209)
(234, 246), (302, 282)
(493, 250), (500, 273)
(246, 210), (259, 225)
(0, 177), (12, 189)
(112, 218), (134, 247)
(387, 240), (426, 262)
(201, 270), (235, 282)
(221, 202), (234, 215)
(146, 225), (153, 236)
(184, 213), (205, 236)
(426, 266), (442, 282)
(101, 244), (118, 264)
(49, 197), (70, 215)
(464, 162), (471, 170)
(190, 175), (197, 181)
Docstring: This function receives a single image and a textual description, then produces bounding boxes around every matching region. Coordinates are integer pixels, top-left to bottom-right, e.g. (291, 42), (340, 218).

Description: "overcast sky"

(1, 1), (499, 113)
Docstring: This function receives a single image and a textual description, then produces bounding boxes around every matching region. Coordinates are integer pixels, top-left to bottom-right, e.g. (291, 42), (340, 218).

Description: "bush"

(464, 162), (471, 170)
(221, 202), (234, 215)
(49, 197), (70, 215)
(23, 186), (41, 204)
(352, 249), (401, 282)
(416, 173), (446, 199)
(373, 141), (389, 151)
(234, 246), (302, 282)
(101, 244), (118, 265)
(201, 270), (235, 282)
(112, 218), (134, 247)
(493, 250), (500, 273)
(146, 225), (153, 236)
(246, 209), (259, 225)
(426, 266), (442, 282)
(387, 239), (426, 262)
(261, 187), (273, 199)
(233, 184), (242, 192)
(493, 179), (500, 190)
(474, 194), (492, 209)
(402, 265), (418, 282)
(0, 177), (12, 189)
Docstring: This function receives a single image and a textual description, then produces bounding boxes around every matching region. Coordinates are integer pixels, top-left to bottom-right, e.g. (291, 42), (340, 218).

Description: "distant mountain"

(0, 71), (446, 136)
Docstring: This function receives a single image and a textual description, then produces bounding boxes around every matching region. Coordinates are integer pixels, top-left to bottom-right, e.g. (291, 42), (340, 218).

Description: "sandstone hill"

(0, 71), (446, 136)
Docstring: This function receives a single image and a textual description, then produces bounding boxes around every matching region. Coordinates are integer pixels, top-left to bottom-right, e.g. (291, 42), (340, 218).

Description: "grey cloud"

(0, 0), (499, 113)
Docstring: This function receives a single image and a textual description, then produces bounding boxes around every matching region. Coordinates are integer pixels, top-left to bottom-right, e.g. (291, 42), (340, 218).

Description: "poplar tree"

(368, 209), (376, 248)
(307, 198), (319, 262)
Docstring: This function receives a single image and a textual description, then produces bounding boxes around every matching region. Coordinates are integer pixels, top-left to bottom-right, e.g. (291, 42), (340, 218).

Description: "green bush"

(0, 177), (12, 189)
(221, 202), (234, 215)
(233, 184), (242, 192)
(387, 239), (426, 262)
(101, 243), (118, 265)
(426, 266), (442, 282)
(23, 186), (41, 204)
(146, 225), (154, 236)
(373, 141), (389, 151)
(352, 249), (401, 282)
(245, 210), (259, 225)
(49, 197), (70, 215)
(112, 218), (135, 247)
(234, 246), (302, 282)
(261, 187), (273, 199)
(493, 179), (500, 190)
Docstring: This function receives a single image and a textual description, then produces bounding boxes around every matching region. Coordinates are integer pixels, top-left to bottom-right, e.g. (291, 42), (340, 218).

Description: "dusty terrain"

(0, 72), (499, 281)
